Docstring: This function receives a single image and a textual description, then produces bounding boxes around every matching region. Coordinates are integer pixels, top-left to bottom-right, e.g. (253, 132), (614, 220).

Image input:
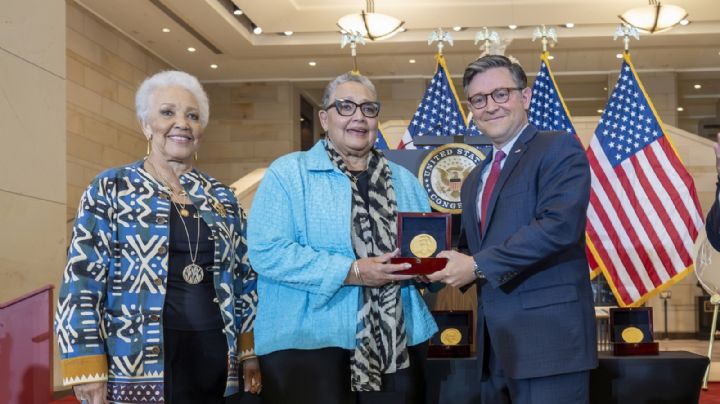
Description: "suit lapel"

(480, 125), (538, 238)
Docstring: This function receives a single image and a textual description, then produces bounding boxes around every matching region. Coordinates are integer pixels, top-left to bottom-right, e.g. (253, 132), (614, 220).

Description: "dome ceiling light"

(619, 0), (688, 33)
(337, 0), (405, 41)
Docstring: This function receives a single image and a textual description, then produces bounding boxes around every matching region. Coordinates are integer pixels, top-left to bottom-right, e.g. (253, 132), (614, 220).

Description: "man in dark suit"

(428, 55), (597, 403)
(706, 133), (720, 250)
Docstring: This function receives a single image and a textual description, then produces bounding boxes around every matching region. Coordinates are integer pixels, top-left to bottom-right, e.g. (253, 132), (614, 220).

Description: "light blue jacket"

(247, 140), (438, 355)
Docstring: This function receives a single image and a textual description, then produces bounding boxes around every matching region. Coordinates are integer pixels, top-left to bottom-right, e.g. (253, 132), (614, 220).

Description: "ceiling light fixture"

(679, 18), (689, 25)
(452, 26), (463, 32)
(253, 25), (262, 35)
(565, 22), (575, 28)
(162, 28), (170, 33)
(676, 106), (684, 112)
(233, 7), (243, 16)
(597, 109), (604, 114)
(284, 31), (294, 36)
(187, 47), (196, 52)
(694, 84), (702, 89)
(308, 61), (317, 67)
(616, 53), (624, 59)
(548, 55), (555, 60)
(619, 0), (688, 33)
(409, 59), (416, 64)
(337, 0), (405, 41)
(210, 64), (218, 69)
(508, 24), (518, 30)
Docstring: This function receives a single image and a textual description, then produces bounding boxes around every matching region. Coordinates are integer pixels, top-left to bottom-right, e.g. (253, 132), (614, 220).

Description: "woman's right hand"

(354, 249), (414, 287)
(73, 381), (107, 404)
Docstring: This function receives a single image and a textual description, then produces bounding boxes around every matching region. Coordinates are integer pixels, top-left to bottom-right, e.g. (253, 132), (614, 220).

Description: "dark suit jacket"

(461, 124), (598, 379)
(707, 182), (720, 250)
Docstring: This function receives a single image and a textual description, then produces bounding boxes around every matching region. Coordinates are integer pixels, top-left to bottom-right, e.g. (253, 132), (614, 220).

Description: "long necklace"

(172, 201), (204, 284)
(145, 159), (190, 217)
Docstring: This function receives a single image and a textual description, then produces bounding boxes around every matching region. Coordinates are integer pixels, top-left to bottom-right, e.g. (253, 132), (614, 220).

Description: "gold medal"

(621, 326), (645, 343)
(440, 328), (462, 346)
(410, 234), (437, 258)
(180, 208), (190, 217)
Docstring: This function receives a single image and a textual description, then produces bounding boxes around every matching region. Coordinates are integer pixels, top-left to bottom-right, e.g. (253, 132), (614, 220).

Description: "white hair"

(135, 70), (210, 128)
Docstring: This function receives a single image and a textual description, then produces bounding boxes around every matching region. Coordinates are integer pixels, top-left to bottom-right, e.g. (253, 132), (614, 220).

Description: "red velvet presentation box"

(391, 212), (451, 275)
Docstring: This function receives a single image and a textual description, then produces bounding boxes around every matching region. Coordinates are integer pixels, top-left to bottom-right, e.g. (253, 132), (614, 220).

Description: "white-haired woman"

(55, 70), (261, 404)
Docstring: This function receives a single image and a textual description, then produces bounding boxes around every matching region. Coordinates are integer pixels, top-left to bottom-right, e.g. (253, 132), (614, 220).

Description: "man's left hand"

(427, 250), (477, 288)
(243, 357), (262, 394)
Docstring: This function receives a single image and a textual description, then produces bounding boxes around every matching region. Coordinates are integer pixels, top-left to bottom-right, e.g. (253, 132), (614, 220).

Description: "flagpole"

(340, 32), (366, 74)
(532, 25), (557, 56)
(613, 24), (640, 55)
(474, 27), (500, 57)
(428, 28), (453, 56)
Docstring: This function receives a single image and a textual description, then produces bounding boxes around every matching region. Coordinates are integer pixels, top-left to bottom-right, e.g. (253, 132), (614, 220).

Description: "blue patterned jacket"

(247, 140), (438, 355)
(55, 160), (257, 402)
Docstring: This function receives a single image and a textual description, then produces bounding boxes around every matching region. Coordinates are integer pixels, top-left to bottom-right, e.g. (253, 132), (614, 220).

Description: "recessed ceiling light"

(597, 109), (604, 114)
(187, 47), (196, 52)
(508, 24), (518, 30)
(452, 26), (463, 32)
(399, 27), (407, 32)
(409, 59), (416, 64)
(603, 87), (608, 91)
(210, 64), (218, 69)
(233, 7), (243, 16)
(616, 53), (623, 59)
(253, 26), (262, 35)
(676, 107), (684, 112)
(284, 31), (294, 36)
(565, 22), (575, 28)
(308, 61), (317, 67)
(694, 84), (702, 89)
(679, 19), (689, 26)
(162, 28), (170, 33)
(547, 55), (555, 60)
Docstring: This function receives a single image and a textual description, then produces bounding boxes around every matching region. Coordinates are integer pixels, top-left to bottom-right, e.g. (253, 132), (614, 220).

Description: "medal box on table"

(428, 310), (473, 358)
(609, 307), (659, 356)
(391, 212), (451, 275)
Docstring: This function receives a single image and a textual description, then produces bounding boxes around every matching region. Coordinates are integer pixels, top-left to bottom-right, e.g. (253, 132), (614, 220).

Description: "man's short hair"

(462, 55), (528, 97)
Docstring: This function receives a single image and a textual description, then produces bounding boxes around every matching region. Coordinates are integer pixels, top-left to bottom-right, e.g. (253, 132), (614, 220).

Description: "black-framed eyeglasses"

(327, 99), (381, 118)
(467, 87), (523, 109)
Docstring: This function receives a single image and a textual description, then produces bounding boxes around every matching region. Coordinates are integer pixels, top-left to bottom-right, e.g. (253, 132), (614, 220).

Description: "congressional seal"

(418, 143), (486, 213)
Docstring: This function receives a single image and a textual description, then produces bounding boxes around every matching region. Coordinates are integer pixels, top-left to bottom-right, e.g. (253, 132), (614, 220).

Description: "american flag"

(585, 54), (703, 307)
(398, 55), (466, 149)
(375, 126), (389, 150)
(527, 53), (601, 276)
(528, 54), (577, 137)
(466, 112), (483, 136)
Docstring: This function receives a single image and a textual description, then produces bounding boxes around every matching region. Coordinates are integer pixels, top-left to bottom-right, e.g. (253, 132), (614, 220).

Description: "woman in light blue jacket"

(247, 72), (437, 404)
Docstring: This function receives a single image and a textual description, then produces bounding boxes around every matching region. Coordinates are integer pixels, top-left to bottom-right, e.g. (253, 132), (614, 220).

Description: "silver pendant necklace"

(173, 201), (203, 284)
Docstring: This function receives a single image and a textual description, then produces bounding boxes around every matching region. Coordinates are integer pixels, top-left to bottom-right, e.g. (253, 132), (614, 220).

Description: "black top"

(349, 170), (370, 210)
(163, 204), (224, 330)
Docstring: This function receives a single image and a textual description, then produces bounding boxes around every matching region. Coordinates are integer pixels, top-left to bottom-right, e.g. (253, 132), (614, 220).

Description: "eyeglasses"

(327, 99), (381, 118)
(467, 87), (523, 109)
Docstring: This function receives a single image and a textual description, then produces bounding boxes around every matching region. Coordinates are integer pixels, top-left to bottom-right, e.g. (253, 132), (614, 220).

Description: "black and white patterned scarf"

(324, 139), (409, 392)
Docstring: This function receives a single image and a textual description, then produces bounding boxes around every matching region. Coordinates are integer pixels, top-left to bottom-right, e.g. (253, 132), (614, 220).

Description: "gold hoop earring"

(146, 135), (152, 156)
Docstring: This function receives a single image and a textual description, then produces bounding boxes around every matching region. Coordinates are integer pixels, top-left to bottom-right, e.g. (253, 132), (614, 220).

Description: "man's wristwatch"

(473, 259), (485, 279)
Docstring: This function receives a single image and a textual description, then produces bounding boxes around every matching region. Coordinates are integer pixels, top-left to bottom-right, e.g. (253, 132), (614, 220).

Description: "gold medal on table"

(440, 328), (462, 346)
(620, 326), (645, 343)
(410, 234), (437, 258)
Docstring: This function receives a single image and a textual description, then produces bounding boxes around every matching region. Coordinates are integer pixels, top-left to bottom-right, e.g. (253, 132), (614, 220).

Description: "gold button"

(156, 217), (167, 225)
(150, 346), (160, 355)
(149, 314), (160, 321)
(158, 246), (167, 255)
(159, 193), (169, 200)
(154, 278), (163, 286)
